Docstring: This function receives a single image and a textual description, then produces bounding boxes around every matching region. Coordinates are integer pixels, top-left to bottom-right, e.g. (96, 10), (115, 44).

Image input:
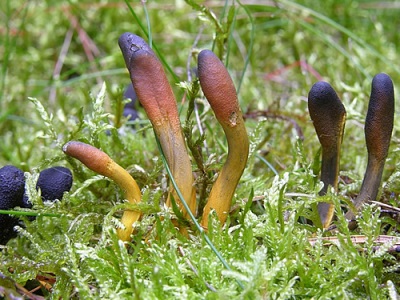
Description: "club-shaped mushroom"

(0, 165), (25, 245)
(346, 73), (394, 221)
(118, 32), (196, 218)
(308, 81), (346, 228)
(197, 50), (249, 229)
(63, 141), (142, 242)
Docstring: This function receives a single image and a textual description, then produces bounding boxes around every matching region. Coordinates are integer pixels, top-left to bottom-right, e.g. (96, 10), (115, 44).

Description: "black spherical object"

(36, 166), (73, 202)
(0, 165), (25, 245)
(0, 165), (25, 209)
(0, 216), (19, 245)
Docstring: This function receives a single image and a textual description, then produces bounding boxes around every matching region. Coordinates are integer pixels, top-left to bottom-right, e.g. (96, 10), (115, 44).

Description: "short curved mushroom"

(118, 32), (196, 218)
(345, 73), (394, 221)
(0, 165), (25, 245)
(308, 81), (346, 228)
(197, 50), (249, 229)
(63, 141), (142, 242)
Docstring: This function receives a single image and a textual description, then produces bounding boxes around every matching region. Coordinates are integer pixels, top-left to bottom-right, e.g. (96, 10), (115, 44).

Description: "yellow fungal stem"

(119, 32), (196, 218)
(63, 141), (141, 241)
(197, 49), (249, 229)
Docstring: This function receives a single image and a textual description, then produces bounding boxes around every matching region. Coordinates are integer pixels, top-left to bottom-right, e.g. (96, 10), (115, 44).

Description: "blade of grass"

(141, 0), (152, 49)
(236, 0), (255, 95)
(297, 19), (369, 78)
(256, 154), (279, 176)
(280, 0), (400, 76)
(224, 4), (237, 67)
(0, 209), (62, 218)
(124, 0), (179, 83)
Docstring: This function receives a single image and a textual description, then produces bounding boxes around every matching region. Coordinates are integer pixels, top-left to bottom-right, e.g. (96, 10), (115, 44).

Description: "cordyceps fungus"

(0, 165), (25, 245)
(308, 81), (346, 228)
(118, 32), (196, 218)
(197, 50), (249, 229)
(345, 73), (394, 222)
(63, 141), (142, 242)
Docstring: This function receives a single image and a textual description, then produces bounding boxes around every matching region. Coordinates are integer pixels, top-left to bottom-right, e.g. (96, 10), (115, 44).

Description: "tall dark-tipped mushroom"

(308, 81), (346, 228)
(346, 73), (394, 221)
(0, 165), (25, 245)
(119, 32), (196, 218)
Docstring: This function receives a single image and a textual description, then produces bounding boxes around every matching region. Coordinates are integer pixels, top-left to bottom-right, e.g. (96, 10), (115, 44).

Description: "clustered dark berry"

(0, 166), (26, 245)
(0, 165), (72, 245)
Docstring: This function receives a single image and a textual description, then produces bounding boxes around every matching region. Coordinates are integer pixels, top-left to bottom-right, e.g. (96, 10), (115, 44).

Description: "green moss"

(1, 0), (399, 298)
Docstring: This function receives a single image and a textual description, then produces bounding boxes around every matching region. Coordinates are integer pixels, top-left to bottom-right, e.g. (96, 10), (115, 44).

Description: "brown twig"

(308, 235), (400, 254)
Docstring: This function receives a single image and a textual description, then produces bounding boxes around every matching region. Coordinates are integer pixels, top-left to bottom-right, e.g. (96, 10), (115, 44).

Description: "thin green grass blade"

(280, 0), (400, 76)
(141, 0), (152, 48)
(297, 19), (369, 77)
(236, 0), (255, 95)
(256, 154), (279, 176)
(223, 0), (235, 66)
(0, 209), (62, 218)
(124, 1), (179, 83)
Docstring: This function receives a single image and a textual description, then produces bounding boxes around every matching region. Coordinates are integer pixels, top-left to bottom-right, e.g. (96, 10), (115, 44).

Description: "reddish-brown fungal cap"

(197, 50), (240, 127)
(118, 33), (180, 130)
(63, 141), (111, 177)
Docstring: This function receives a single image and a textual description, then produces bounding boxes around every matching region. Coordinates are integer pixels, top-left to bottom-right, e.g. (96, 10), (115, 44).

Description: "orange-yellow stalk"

(308, 81), (346, 228)
(63, 141), (141, 242)
(198, 50), (249, 229)
(346, 73), (394, 221)
(119, 33), (196, 218)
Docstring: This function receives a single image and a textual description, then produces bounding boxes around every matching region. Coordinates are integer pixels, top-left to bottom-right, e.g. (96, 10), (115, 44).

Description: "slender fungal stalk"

(118, 33), (196, 218)
(63, 141), (141, 242)
(198, 50), (249, 229)
(346, 73), (394, 221)
(308, 81), (346, 228)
